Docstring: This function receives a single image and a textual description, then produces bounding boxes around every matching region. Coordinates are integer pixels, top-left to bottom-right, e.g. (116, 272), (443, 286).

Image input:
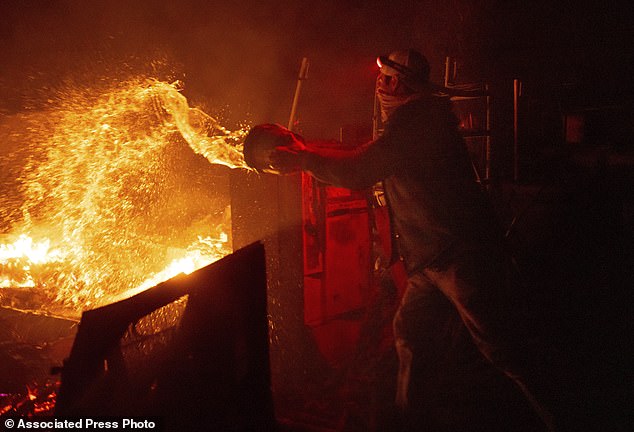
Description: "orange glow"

(0, 235), (65, 288)
(0, 79), (249, 316)
(26, 385), (37, 401)
(113, 232), (229, 302)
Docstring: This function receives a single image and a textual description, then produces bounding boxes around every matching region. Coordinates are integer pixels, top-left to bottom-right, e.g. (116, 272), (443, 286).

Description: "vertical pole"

(288, 57), (310, 131)
(485, 84), (492, 183)
(444, 56), (451, 87)
(513, 79), (521, 182)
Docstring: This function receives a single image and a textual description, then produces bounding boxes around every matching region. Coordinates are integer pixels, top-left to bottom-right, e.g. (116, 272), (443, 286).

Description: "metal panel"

(56, 242), (274, 432)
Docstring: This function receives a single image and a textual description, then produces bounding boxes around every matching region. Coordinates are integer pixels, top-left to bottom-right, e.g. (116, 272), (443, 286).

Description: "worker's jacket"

(302, 93), (503, 274)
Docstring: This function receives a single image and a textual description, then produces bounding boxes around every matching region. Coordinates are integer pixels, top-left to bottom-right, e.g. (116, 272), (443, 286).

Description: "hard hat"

(377, 49), (430, 84)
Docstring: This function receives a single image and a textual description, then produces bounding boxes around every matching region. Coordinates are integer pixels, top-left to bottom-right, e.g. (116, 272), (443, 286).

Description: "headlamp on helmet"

(376, 49), (430, 87)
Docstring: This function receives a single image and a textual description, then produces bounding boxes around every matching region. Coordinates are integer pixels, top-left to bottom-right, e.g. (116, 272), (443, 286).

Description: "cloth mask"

(377, 87), (422, 123)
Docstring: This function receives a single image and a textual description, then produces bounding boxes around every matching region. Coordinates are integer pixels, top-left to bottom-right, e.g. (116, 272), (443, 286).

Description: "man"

(256, 49), (555, 431)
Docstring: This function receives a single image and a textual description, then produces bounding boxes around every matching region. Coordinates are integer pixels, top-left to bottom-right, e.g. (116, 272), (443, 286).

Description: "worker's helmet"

(377, 49), (430, 90)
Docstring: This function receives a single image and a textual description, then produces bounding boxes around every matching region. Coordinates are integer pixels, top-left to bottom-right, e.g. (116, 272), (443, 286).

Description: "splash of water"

(0, 79), (249, 316)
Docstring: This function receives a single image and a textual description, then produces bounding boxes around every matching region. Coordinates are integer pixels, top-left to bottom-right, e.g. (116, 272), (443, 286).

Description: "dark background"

(1, 0), (632, 139)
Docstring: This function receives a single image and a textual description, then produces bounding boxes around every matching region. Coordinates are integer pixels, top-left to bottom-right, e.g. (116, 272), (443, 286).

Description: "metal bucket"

(243, 124), (295, 174)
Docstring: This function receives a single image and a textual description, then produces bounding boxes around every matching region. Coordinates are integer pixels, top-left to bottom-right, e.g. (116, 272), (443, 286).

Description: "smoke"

(1, 0), (630, 137)
(0, 0), (471, 138)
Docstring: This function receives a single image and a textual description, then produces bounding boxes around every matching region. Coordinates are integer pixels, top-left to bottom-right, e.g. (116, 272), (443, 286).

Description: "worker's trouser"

(392, 246), (556, 431)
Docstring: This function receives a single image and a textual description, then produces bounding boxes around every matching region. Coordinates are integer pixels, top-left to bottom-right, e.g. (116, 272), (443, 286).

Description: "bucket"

(243, 123), (297, 174)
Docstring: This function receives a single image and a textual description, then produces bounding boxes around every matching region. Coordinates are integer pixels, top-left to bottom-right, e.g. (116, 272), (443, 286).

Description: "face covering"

(376, 76), (423, 122)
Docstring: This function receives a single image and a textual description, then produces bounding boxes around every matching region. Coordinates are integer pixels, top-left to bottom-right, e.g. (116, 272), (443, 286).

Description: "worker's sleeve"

(300, 114), (412, 190)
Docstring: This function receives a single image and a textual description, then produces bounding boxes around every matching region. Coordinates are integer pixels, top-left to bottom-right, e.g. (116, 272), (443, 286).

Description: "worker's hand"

(268, 130), (307, 174)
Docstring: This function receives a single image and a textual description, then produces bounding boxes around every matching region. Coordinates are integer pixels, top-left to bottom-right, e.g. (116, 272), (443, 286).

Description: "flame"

(0, 79), (249, 316)
(26, 385), (37, 401)
(0, 235), (66, 288)
(114, 233), (230, 302)
(0, 235), (63, 265)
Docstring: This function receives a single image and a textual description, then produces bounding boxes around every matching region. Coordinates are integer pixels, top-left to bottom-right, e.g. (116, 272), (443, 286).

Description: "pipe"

(513, 79), (521, 182)
(288, 57), (310, 131)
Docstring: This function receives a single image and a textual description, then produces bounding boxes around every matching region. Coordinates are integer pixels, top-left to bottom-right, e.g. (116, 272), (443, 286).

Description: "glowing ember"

(0, 79), (249, 316)
(26, 385), (37, 401)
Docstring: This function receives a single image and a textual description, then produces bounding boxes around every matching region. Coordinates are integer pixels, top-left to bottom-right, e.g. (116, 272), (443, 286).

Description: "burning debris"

(0, 381), (58, 417)
(0, 79), (250, 317)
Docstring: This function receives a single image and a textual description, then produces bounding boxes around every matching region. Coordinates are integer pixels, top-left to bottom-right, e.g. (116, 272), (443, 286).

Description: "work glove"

(269, 129), (306, 174)
(244, 123), (306, 174)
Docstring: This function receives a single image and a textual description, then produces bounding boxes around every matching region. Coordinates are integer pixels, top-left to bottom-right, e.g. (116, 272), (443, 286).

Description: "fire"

(0, 235), (62, 265)
(0, 235), (66, 288)
(0, 79), (249, 316)
(114, 232), (230, 302)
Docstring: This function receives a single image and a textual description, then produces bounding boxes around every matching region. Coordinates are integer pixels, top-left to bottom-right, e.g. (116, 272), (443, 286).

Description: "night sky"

(1, 0), (632, 138)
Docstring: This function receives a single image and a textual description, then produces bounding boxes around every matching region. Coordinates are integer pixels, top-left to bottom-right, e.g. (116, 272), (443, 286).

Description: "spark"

(0, 79), (246, 316)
